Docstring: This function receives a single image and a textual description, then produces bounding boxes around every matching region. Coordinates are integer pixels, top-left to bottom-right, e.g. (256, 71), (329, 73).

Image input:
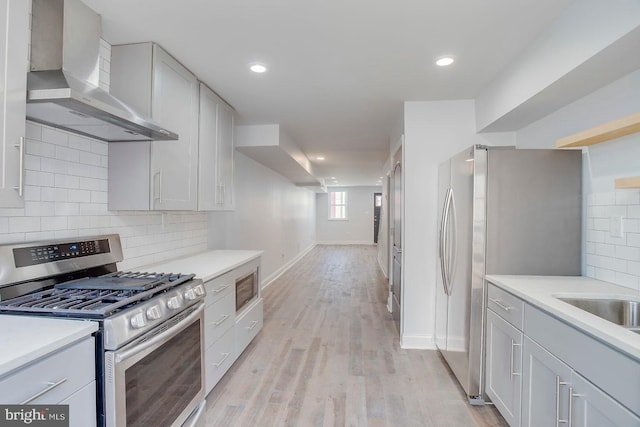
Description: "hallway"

(205, 245), (505, 426)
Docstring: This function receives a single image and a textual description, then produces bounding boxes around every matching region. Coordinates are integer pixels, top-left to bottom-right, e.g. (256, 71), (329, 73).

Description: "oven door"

(104, 302), (205, 427)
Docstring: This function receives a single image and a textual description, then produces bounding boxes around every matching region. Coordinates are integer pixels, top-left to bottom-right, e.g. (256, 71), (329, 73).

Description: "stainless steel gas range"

(0, 235), (207, 427)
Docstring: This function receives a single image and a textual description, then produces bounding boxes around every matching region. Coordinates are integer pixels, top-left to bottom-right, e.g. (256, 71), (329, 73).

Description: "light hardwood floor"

(205, 245), (507, 427)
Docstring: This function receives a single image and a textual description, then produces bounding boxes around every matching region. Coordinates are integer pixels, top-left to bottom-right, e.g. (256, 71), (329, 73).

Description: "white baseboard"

(261, 243), (316, 289)
(316, 241), (375, 245)
(401, 334), (437, 350)
(377, 255), (388, 278)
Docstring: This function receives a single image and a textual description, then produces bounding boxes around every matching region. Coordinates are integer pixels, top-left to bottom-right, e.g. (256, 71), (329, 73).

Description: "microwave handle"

(115, 303), (204, 363)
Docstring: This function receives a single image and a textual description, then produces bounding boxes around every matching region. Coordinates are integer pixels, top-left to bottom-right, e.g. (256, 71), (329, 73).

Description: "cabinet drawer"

(204, 291), (235, 348)
(236, 298), (263, 354)
(205, 327), (236, 394)
(204, 271), (234, 306)
(0, 337), (95, 404)
(488, 283), (524, 329)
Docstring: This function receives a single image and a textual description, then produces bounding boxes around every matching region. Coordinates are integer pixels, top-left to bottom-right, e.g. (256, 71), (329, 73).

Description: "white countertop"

(0, 315), (98, 377)
(486, 275), (640, 361)
(138, 249), (263, 282)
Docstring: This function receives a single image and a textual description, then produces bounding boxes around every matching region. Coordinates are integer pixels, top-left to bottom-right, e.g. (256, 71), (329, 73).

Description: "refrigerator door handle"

(439, 188), (452, 294)
(447, 190), (458, 296)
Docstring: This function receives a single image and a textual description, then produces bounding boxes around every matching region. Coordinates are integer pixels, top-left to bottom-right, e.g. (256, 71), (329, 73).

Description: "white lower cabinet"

(487, 282), (640, 426)
(0, 336), (96, 426)
(485, 309), (522, 427)
(522, 337), (640, 427)
(202, 257), (263, 395)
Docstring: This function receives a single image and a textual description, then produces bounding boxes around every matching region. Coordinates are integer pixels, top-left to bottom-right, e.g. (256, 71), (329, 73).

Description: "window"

(329, 191), (348, 220)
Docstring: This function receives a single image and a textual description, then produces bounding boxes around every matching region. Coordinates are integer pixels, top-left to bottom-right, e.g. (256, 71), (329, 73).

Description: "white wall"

(208, 152), (316, 286)
(516, 68), (640, 292)
(316, 186), (381, 245)
(0, 122), (209, 270)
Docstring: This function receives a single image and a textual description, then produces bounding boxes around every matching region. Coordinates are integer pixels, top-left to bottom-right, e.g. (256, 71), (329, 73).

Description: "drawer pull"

(247, 320), (258, 331)
(213, 284), (230, 294)
(214, 352), (230, 368)
(489, 297), (514, 312)
(20, 378), (68, 404)
(213, 314), (230, 326)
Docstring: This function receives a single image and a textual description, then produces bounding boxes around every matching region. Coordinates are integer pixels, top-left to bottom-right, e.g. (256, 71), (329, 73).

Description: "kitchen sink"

(557, 297), (640, 333)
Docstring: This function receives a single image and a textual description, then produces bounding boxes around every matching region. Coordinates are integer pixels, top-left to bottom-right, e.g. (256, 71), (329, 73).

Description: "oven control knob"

(184, 288), (197, 301)
(130, 312), (146, 329)
(194, 285), (205, 297)
(167, 296), (182, 310)
(146, 305), (161, 320)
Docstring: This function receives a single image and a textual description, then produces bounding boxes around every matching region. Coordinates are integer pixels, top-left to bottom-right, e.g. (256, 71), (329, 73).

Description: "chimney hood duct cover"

(26, 0), (178, 142)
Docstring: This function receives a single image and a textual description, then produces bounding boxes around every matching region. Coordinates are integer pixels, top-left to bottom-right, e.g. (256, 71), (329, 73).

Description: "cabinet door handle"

(555, 376), (570, 426)
(568, 387), (583, 427)
(214, 352), (230, 368)
(20, 378), (67, 404)
(213, 284), (230, 293)
(13, 137), (25, 197)
(213, 314), (230, 326)
(510, 339), (521, 378)
(247, 320), (258, 331)
(489, 298), (514, 312)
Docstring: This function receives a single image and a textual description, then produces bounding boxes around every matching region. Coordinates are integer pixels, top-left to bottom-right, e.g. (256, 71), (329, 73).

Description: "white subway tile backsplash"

(68, 135), (92, 152)
(54, 174), (80, 189)
(41, 216), (68, 231)
(628, 233), (640, 248)
(68, 189), (91, 203)
(54, 202), (80, 216)
(1, 122), (208, 269)
(615, 189), (640, 205)
(9, 217), (40, 233)
(25, 201), (55, 217)
(55, 146), (81, 163)
(42, 128), (69, 146)
(628, 205), (640, 219)
(615, 245), (640, 262)
(586, 191), (640, 290)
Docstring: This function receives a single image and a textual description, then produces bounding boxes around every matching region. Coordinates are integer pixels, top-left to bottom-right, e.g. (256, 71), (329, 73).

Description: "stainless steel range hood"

(26, 0), (178, 142)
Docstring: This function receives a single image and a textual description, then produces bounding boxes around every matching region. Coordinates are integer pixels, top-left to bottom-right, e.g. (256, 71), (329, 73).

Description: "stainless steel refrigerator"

(435, 145), (582, 404)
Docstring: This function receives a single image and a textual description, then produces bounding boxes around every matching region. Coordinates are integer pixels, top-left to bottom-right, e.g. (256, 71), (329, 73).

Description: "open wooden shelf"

(615, 176), (640, 189)
(556, 112), (640, 148)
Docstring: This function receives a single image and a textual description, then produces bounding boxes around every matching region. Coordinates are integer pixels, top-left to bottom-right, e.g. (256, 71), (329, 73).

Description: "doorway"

(373, 193), (382, 243)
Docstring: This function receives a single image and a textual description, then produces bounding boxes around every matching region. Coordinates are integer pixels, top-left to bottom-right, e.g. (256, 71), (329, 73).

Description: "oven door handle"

(115, 303), (204, 364)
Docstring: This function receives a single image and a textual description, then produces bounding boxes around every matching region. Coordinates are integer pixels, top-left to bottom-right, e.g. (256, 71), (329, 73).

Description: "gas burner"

(0, 271), (196, 318)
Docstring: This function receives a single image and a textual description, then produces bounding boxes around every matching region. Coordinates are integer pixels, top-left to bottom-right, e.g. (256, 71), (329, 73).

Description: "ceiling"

(82, 0), (574, 187)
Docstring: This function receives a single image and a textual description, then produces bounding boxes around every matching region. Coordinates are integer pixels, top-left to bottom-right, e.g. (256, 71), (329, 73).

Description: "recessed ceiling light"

(316, 156), (325, 161)
(435, 56), (455, 67)
(330, 177), (336, 179)
(249, 63), (267, 73)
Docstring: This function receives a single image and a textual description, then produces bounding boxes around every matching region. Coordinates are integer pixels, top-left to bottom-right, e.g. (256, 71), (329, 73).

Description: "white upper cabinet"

(0, 0), (29, 208)
(109, 43), (199, 211)
(198, 83), (235, 211)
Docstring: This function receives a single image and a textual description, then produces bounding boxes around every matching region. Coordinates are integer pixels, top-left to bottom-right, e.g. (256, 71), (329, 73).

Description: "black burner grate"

(0, 271), (194, 318)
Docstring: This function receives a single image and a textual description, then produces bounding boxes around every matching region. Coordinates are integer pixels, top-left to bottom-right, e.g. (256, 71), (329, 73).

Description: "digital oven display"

(13, 239), (111, 267)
